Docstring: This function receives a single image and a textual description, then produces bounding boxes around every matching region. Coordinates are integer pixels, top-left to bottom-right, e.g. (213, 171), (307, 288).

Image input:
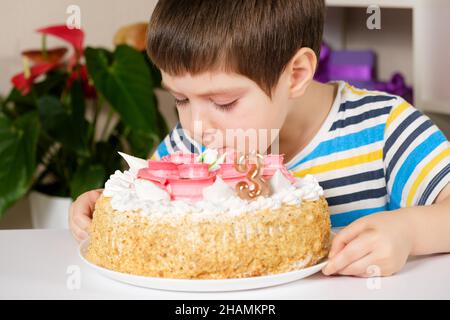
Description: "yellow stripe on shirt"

(406, 147), (450, 206)
(150, 153), (159, 160)
(345, 83), (368, 96)
(294, 149), (383, 177)
(385, 100), (410, 133)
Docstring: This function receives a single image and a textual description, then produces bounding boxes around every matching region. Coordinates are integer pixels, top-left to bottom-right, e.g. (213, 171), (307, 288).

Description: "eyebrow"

(161, 81), (248, 98)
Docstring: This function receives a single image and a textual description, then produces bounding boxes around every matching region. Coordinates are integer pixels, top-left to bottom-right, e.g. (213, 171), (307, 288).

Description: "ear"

(287, 47), (318, 98)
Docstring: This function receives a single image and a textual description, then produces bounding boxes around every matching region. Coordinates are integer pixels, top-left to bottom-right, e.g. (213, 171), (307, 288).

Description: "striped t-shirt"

(150, 81), (450, 228)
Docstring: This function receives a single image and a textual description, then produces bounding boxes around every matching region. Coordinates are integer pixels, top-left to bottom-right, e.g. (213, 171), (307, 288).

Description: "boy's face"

(160, 70), (291, 155)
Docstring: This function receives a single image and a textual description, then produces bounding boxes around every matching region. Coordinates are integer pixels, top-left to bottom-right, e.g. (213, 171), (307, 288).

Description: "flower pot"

(29, 191), (72, 229)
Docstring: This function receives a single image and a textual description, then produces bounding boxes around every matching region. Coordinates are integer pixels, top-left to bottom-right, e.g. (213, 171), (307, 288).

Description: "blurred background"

(1, 0), (449, 229)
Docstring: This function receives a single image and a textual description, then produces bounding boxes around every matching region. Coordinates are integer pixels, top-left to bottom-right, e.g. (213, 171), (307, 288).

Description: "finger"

(68, 204), (77, 233)
(70, 224), (88, 243)
(74, 213), (92, 231)
(329, 219), (368, 258)
(337, 253), (375, 277)
(72, 189), (103, 220)
(323, 231), (374, 275)
(84, 189), (103, 218)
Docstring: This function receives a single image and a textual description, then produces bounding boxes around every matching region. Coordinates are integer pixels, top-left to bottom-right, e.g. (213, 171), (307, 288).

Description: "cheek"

(214, 96), (277, 130)
(177, 111), (191, 130)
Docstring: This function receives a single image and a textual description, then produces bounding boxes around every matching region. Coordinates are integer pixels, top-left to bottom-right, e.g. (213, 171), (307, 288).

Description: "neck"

(276, 80), (338, 163)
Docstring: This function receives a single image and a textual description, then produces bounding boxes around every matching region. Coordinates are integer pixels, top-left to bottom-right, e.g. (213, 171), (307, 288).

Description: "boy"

(69, 0), (450, 277)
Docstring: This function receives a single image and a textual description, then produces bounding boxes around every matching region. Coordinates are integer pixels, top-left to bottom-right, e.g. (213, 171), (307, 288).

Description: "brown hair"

(146, 0), (325, 97)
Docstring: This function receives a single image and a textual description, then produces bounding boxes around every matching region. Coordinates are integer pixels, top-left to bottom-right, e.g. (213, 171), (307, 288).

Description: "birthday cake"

(86, 149), (331, 279)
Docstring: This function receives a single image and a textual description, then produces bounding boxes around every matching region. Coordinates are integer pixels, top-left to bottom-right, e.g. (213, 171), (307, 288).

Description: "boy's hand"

(68, 189), (103, 243)
(322, 210), (414, 277)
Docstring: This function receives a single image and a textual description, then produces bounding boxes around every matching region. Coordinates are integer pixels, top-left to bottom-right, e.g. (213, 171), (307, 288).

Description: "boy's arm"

(407, 181), (450, 255)
(323, 97), (450, 277)
(323, 182), (450, 277)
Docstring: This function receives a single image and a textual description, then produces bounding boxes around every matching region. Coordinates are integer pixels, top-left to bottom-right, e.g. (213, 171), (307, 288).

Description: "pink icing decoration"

(137, 152), (294, 201)
(178, 163), (210, 179)
(161, 151), (197, 164)
(167, 174), (216, 201)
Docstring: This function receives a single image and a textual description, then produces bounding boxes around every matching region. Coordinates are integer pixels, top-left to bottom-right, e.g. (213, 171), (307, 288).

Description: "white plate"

(79, 233), (334, 292)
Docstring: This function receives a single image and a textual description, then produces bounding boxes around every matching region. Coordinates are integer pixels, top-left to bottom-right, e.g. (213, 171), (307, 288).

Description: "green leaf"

(68, 79), (87, 127)
(5, 88), (36, 116)
(0, 112), (40, 217)
(69, 163), (105, 199)
(93, 137), (123, 175)
(37, 95), (89, 156)
(34, 70), (68, 97)
(85, 45), (157, 132)
(126, 128), (159, 159)
(143, 51), (162, 88)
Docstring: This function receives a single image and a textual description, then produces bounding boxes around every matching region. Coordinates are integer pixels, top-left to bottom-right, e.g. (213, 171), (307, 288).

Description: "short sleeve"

(383, 98), (450, 209)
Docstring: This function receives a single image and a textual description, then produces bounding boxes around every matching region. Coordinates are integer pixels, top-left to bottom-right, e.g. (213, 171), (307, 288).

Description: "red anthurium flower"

(11, 62), (57, 95)
(36, 25), (84, 53)
(21, 47), (67, 65)
(66, 64), (96, 98)
(36, 25), (85, 69)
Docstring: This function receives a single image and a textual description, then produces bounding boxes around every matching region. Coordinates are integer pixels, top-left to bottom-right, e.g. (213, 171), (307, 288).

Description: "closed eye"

(212, 99), (238, 112)
(175, 98), (238, 112)
(174, 98), (189, 107)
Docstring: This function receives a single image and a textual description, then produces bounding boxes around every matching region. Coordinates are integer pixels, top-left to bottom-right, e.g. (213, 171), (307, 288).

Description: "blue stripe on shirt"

(327, 187), (387, 206)
(157, 138), (170, 158)
(389, 130), (448, 209)
(319, 169), (385, 189)
(383, 110), (422, 159)
(418, 162), (450, 205)
(385, 119), (434, 182)
(330, 205), (387, 227)
(291, 123), (386, 168)
(330, 106), (392, 131)
(338, 95), (397, 112)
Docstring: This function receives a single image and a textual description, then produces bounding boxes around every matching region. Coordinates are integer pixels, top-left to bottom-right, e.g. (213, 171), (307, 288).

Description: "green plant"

(0, 24), (168, 218)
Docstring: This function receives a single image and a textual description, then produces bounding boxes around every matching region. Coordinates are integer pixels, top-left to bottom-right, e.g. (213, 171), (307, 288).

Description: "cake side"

(86, 194), (331, 279)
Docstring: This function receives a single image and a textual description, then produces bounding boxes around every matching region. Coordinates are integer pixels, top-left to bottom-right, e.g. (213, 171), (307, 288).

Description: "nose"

(204, 129), (225, 150)
(188, 103), (213, 145)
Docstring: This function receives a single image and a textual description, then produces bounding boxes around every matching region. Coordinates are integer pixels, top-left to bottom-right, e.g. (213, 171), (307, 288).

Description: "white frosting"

(202, 176), (235, 202)
(269, 169), (292, 193)
(118, 152), (147, 171)
(103, 164), (324, 218)
(134, 179), (171, 202)
(294, 174), (324, 200)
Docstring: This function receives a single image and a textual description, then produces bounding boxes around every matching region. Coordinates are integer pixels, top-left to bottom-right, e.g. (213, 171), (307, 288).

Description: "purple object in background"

(327, 50), (376, 82)
(315, 42), (331, 83)
(314, 42), (414, 104)
(375, 73), (414, 104)
(315, 44), (376, 83)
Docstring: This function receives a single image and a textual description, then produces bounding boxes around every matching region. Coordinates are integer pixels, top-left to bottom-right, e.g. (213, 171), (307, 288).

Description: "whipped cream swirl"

(103, 164), (324, 218)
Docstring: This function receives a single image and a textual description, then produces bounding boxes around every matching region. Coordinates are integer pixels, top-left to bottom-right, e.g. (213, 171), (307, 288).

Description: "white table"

(0, 229), (449, 299)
